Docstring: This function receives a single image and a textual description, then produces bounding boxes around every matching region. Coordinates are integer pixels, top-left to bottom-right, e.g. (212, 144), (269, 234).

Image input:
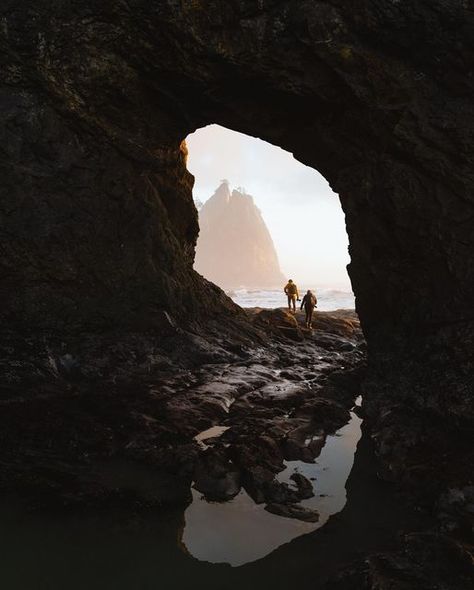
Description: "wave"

(225, 287), (355, 311)
(226, 287), (353, 296)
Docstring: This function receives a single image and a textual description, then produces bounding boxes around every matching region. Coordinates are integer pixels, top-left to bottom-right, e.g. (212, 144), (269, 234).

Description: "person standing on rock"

(284, 279), (300, 312)
(301, 289), (317, 329)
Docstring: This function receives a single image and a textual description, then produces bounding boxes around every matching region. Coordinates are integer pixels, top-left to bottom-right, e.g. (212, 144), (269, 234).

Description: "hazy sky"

(186, 124), (351, 290)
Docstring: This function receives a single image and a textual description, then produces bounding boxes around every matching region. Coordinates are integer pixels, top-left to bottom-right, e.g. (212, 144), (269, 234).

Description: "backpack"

(305, 294), (316, 306)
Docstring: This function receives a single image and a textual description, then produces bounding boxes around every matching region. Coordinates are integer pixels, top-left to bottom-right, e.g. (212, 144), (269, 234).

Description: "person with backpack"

(301, 289), (317, 328)
(284, 279), (300, 312)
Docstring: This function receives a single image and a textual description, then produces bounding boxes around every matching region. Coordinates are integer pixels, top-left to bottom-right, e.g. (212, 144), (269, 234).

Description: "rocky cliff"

(194, 181), (285, 289)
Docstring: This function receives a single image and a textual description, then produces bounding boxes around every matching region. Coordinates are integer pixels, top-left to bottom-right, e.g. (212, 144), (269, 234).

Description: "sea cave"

(0, 2), (473, 589)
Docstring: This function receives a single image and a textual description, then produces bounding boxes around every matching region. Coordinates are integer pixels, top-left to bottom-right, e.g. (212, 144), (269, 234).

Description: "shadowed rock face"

(0, 6), (473, 414)
(194, 181), (286, 289)
(1, 7), (474, 584)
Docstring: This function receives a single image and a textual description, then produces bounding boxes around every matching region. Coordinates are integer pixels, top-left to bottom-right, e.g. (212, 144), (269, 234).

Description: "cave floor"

(0, 309), (471, 588)
(0, 424), (433, 590)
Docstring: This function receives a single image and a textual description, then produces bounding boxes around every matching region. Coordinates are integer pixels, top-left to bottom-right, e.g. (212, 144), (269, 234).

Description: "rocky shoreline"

(0, 308), (364, 511)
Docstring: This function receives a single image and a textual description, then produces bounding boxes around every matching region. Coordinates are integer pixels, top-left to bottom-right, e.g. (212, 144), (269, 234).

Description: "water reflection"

(0, 400), (414, 590)
(181, 405), (363, 566)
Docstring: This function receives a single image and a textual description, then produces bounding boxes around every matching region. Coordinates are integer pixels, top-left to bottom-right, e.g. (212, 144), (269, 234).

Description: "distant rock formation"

(194, 181), (286, 289)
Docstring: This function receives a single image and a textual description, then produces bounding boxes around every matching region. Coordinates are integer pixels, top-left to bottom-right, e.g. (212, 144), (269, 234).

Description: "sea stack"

(194, 181), (285, 289)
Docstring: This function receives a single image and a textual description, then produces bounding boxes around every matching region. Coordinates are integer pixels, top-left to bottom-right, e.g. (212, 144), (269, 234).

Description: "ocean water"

(227, 287), (355, 311)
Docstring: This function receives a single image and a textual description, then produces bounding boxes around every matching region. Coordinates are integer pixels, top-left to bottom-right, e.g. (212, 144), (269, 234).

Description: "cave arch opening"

(186, 124), (354, 313)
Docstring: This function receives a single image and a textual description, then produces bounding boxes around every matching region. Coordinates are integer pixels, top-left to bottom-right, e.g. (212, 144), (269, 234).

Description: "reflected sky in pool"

(181, 403), (363, 566)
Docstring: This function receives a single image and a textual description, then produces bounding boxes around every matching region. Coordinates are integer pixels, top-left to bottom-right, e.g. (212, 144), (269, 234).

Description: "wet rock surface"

(328, 533), (474, 590)
(0, 310), (472, 586)
(0, 309), (365, 516)
(265, 502), (320, 523)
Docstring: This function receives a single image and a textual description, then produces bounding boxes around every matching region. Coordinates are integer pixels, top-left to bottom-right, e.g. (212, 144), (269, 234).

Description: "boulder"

(265, 503), (320, 523)
(290, 473), (315, 500)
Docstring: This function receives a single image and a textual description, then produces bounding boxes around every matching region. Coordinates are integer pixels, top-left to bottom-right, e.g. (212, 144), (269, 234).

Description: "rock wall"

(194, 181), (286, 289)
(1, 1), (473, 417)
